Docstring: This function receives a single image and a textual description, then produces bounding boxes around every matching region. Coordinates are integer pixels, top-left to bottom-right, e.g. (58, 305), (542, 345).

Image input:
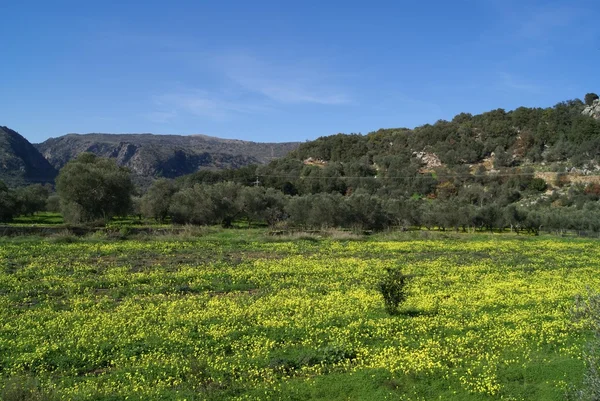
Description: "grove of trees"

(0, 181), (52, 223)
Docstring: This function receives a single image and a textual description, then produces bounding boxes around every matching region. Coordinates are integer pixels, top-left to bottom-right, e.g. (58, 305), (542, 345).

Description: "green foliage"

(528, 177), (548, 192)
(169, 184), (214, 225)
(14, 184), (51, 215)
(585, 93), (599, 106)
(45, 194), (60, 213)
(56, 153), (134, 224)
(0, 180), (17, 222)
(378, 267), (410, 315)
(140, 178), (177, 222)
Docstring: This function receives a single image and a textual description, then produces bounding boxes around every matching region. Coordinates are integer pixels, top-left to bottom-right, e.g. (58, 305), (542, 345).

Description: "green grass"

(0, 231), (597, 400)
(10, 212), (64, 226)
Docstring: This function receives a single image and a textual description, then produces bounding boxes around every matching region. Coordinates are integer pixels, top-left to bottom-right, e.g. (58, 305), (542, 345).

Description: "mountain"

(36, 133), (300, 180)
(0, 126), (58, 186)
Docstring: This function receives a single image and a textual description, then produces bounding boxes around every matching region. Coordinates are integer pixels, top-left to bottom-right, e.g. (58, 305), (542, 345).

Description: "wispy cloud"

(152, 90), (272, 121)
(498, 72), (543, 94)
(214, 52), (351, 105)
(147, 51), (351, 123)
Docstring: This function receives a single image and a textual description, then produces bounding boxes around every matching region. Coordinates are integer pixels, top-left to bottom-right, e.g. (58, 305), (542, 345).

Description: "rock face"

(413, 151), (442, 169)
(36, 133), (300, 179)
(0, 126), (58, 186)
(583, 99), (600, 120)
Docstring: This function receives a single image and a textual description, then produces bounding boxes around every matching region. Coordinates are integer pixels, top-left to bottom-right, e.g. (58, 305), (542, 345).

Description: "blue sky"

(1, 0), (599, 144)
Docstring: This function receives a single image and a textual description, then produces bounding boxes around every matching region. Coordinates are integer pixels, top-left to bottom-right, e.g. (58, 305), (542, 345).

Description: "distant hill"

(255, 97), (600, 197)
(0, 126), (57, 186)
(36, 133), (300, 180)
(284, 99), (600, 168)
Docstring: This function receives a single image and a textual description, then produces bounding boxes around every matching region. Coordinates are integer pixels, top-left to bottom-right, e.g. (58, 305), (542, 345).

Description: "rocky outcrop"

(0, 126), (58, 186)
(36, 133), (299, 179)
(583, 99), (600, 120)
(413, 151), (442, 169)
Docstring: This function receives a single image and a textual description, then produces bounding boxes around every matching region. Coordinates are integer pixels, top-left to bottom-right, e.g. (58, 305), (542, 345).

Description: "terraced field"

(1, 231), (598, 400)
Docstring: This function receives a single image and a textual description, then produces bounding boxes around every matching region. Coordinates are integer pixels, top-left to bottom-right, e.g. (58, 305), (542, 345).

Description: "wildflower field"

(1, 231), (599, 400)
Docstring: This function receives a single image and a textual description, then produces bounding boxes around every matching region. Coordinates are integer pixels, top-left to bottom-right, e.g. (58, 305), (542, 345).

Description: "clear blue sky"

(1, 0), (599, 144)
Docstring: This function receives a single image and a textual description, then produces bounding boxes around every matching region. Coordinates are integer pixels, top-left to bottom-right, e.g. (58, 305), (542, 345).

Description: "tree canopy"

(585, 93), (599, 106)
(56, 153), (133, 223)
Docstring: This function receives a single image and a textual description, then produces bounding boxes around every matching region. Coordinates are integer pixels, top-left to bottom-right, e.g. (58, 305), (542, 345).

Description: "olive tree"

(140, 178), (177, 222)
(56, 153), (133, 224)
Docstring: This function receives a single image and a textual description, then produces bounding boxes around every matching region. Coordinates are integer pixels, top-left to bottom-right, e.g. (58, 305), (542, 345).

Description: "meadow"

(1, 230), (599, 400)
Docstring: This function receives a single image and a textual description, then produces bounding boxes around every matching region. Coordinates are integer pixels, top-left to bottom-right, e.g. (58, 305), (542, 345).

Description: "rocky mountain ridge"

(34, 133), (300, 181)
(0, 126), (57, 186)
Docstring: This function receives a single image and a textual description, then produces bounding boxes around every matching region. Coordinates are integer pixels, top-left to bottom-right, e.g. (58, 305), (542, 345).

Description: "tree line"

(2, 93), (600, 235)
(5, 151), (600, 236)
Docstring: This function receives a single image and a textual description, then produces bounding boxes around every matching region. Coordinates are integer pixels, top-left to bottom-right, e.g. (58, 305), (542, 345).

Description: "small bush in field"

(378, 267), (410, 315)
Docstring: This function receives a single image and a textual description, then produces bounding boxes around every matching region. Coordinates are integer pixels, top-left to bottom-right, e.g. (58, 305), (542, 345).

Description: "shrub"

(528, 177), (548, 192)
(378, 267), (410, 315)
(585, 93), (599, 106)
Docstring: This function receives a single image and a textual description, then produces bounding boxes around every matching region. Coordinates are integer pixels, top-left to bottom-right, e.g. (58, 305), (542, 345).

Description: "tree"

(209, 182), (242, 227)
(344, 193), (388, 230)
(493, 146), (512, 168)
(169, 185), (214, 225)
(0, 180), (16, 222)
(15, 184), (51, 216)
(238, 186), (287, 227)
(585, 93), (599, 106)
(238, 186), (267, 227)
(141, 179), (177, 222)
(56, 153), (134, 224)
(378, 267), (410, 315)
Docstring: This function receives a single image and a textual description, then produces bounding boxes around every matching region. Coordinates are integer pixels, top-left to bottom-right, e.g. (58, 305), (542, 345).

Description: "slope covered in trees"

(143, 95), (600, 234)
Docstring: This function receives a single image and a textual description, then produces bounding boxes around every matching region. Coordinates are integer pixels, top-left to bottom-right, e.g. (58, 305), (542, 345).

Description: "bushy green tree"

(285, 196), (312, 228)
(344, 192), (388, 230)
(585, 93), (599, 106)
(210, 182), (243, 227)
(15, 184), (51, 216)
(378, 268), (410, 315)
(56, 153), (133, 224)
(168, 182), (244, 227)
(238, 186), (287, 227)
(169, 185), (214, 225)
(0, 180), (17, 222)
(140, 179), (177, 222)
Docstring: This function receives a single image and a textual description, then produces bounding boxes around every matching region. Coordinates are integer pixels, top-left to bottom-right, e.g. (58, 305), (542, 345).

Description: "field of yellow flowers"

(1, 231), (598, 400)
